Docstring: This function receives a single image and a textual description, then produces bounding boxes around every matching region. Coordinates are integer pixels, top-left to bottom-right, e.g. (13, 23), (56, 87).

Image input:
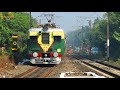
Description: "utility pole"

(29, 12), (32, 29)
(76, 17), (84, 52)
(76, 16), (96, 54)
(81, 25), (83, 51)
(88, 20), (92, 56)
(72, 31), (75, 49)
(107, 12), (110, 64)
(72, 26), (83, 51)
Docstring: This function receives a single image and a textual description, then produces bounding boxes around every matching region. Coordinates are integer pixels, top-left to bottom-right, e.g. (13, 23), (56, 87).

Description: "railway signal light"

(12, 34), (18, 51)
(13, 41), (17, 45)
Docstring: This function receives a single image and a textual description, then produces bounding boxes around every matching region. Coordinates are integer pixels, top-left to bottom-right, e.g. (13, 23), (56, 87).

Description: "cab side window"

(54, 36), (61, 42)
(30, 36), (37, 43)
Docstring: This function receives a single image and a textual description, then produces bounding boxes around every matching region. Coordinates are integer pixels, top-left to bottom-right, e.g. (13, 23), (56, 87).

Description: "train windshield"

(42, 33), (49, 44)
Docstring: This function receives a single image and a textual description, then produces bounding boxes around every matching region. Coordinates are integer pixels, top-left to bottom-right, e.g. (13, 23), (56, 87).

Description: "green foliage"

(91, 12), (120, 60)
(116, 58), (120, 65)
(113, 31), (120, 41)
(0, 12), (37, 63)
(67, 12), (120, 61)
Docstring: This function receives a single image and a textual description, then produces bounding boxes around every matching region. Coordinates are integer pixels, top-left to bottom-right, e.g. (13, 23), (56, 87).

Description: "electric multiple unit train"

(27, 22), (66, 64)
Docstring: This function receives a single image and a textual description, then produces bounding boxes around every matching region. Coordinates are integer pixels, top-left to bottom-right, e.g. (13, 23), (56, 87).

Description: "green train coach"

(27, 23), (66, 64)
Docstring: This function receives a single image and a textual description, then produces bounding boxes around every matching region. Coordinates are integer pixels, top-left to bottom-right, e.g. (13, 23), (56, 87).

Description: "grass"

(102, 58), (120, 67)
(112, 59), (120, 67)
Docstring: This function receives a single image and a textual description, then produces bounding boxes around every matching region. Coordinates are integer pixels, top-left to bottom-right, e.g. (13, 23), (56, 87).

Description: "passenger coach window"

(54, 36), (61, 42)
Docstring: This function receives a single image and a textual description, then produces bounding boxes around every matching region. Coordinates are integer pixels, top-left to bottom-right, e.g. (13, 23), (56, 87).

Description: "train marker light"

(50, 53), (53, 57)
(58, 54), (62, 57)
(38, 53), (42, 57)
(29, 54), (33, 57)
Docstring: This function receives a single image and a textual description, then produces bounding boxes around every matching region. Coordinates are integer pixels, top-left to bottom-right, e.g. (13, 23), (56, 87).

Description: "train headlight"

(53, 52), (58, 57)
(33, 52), (38, 57)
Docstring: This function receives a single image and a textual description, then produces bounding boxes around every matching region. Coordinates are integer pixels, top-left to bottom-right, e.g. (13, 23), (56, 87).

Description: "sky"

(31, 12), (105, 33)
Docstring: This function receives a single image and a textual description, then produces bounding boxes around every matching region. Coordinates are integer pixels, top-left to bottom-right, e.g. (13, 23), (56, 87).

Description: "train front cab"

(27, 29), (65, 64)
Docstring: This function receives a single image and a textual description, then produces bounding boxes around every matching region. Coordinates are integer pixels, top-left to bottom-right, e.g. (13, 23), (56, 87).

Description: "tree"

(0, 12), (37, 53)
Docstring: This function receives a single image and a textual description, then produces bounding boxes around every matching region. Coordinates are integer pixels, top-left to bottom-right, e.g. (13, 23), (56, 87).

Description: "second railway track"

(72, 55), (120, 78)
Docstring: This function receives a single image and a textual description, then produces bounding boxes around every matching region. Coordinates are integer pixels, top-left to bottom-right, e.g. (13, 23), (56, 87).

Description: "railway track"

(40, 67), (54, 78)
(14, 55), (120, 78)
(72, 55), (120, 78)
(14, 66), (39, 78)
(14, 65), (56, 78)
(96, 61), (120, 70)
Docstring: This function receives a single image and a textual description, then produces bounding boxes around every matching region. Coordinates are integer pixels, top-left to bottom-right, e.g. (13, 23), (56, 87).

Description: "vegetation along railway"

(1, 12), (120, 78)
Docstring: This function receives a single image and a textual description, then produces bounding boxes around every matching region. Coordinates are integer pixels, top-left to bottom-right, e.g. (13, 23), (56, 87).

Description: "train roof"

(29, 28), (42, 32)
(29, 28), (64, 32)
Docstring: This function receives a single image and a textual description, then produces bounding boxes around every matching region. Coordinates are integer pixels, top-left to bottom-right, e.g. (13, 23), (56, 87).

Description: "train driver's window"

(30, 36), (37, 42)
(54, 36), (61, 42)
